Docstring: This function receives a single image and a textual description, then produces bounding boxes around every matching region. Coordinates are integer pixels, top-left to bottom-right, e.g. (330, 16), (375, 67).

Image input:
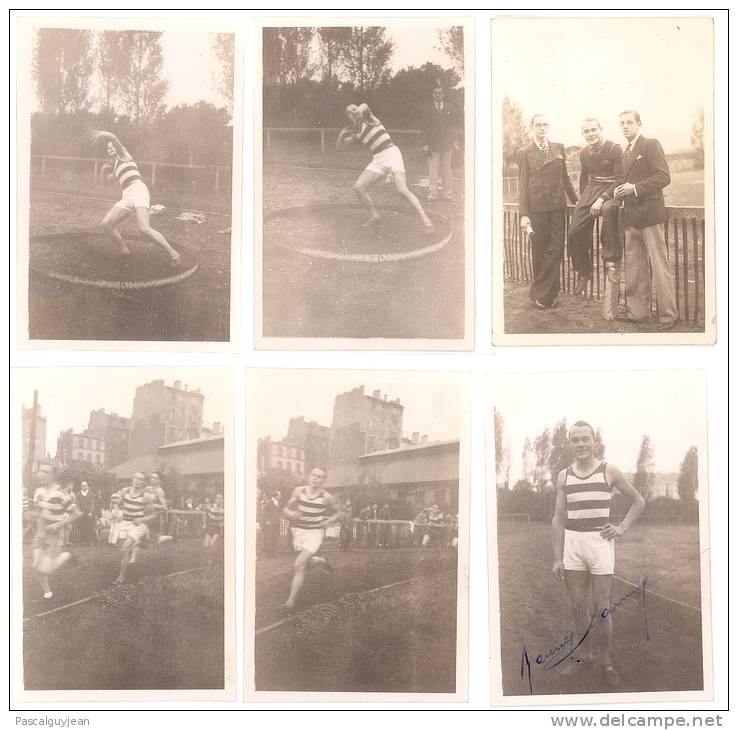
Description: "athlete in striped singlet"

(204, 494), (225, 563)
(31, 470), (81, 599)
(551, 421), (645, 687)
(280, 467), (339, 610)
(88, 130), (181, 266)
(112, 472), (160, 584)
(337, 103), (434, 232)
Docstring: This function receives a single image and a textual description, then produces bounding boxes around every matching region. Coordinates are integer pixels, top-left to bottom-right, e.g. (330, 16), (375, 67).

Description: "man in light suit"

(421, 82), (458, 202)
(614, 110), (678, 331)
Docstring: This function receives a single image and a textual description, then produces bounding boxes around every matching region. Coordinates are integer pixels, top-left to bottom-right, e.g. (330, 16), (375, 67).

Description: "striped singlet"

(113, 156), (143, 189)
(33, 486), (74, 526)
(564, 461), (612, 532)
(294, 487), (329, 529)
(207, 504), (224, 531)
(120, 488), (146, 522)
(356, 120), (395, 155)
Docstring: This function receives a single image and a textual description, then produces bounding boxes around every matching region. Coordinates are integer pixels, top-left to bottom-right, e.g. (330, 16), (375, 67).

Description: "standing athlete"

(31, 470), (81, 599)
(89, 130), (181, 266)
(337, 103), (434, 232)
(280, 468), (340, 610)
(551, 421), (645, 686)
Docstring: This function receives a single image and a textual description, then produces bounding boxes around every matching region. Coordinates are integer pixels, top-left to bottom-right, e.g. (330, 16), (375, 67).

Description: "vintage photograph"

(255, 18), (474, 348)
(492, 17), (715, 344)
(246, 369), (469, 699)
(488, 370), (711, 703)
(12, 367), (234, 699)
(16, 17), (240, 345)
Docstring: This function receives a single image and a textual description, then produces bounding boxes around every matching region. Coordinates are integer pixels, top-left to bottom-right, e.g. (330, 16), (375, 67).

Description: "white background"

(5, 3), (732, 726)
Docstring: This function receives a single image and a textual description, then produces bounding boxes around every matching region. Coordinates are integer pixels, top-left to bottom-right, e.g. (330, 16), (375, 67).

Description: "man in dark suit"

(518, 114), (579, 308)
(76, 480), (95, 545)
(421, 82), (458, 202)
(614, 110), (677, 330)
(260, 490), (282, 556)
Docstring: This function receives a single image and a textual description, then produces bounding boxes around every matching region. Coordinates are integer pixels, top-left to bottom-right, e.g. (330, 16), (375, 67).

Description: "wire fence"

(502, 203), (706, 325)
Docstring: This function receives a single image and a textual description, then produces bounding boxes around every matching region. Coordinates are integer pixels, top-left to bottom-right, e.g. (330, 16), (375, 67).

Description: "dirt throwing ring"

(265, 204), (452, 263)
(29, 232), (198, 291)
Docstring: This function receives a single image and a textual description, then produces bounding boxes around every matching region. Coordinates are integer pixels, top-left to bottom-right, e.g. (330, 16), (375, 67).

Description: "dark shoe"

(573, 276), (592, 296)
(615, 312), (647, 324)
(657, 320), (677, 332)
(550, 297), (560, 308)
(532, 299), (549, 310)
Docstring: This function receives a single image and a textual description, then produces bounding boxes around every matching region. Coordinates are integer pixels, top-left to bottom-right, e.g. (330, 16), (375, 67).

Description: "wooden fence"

(502, 204), (706, 325)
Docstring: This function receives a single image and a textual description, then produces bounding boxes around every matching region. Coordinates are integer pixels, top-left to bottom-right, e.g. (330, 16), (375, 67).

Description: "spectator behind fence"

(340, 499), (353, 550)
(378, 503), (391, 548)
(413, 507), (430, 547)
(76, 481), (95, 545)
(260, 490), (281, 556)
(358, 504), (372, 547)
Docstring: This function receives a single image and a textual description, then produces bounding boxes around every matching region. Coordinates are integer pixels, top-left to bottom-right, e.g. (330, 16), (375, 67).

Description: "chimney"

(421, 434), (429, 444)
(184, 384), (188, 391)
(412, 432), (420, 445)
(173, 380), (181, 390)
(384, 393), (388, 401)
(372, 389), (381, 399)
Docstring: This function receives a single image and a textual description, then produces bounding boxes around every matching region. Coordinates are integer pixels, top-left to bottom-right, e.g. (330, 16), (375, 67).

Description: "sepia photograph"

(487, 370), (712, 704)
(255, 18), (474, 349)
(16, 17), (241, 347)
(246, 369), (469, 699)
(492, 17), (715, 345)
(11, 367), (235, 700)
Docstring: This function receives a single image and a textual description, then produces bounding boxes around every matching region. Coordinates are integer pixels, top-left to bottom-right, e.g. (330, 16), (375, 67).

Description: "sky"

(248, 370), (462, 445)
(493, 371), (706, 479)
(17, 367), (229, 456)
(494, 17), (712, 151)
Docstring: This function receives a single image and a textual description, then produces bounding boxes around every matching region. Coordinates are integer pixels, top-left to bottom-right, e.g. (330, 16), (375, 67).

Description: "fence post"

(320, 129), (326, 155)
(266, 129), (271, 151)
(215, 166), (220, 193)
(151, 162), (156, 188)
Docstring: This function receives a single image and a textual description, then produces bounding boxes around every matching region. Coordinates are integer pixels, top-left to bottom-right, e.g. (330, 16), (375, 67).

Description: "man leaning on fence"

(567, 118), (624, 309)
(518, 114), (578, 309)
(614, 110), (678, 331)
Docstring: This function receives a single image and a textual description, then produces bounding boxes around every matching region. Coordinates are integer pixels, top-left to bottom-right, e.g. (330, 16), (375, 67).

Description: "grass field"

(26, 183), (231, 342)
(23, 538), (224, 690)
(496, 522), (704, 697)
(254, 547), (458, 693)
(262, 142), (466, 340)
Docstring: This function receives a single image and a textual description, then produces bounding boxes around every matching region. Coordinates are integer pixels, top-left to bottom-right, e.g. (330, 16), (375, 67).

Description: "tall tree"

(677, 446), (698, 502)
(317, 27), (351, 80)
(211, 33), (234, 115)
(337, 27), (394, 94)
(691, 106), (704, 161)
(533, 427), (551, 490)
(97, 30), (126, 113)
(33, 28), (95, 115)
(521, 436), (535, 486)
(549, 419), (571, 482)
(263, 27), (315, 86)
(112, 31), (169, 132)
(594, 427), (606, 460)
(633, 435), (655, 500)
(502, 96), (529, 172)
(436, 26), (464, 74)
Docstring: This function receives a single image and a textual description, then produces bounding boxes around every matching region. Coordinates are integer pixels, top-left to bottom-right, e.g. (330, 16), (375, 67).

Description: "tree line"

(263, 26), (465, 130)
(31, 28), (234, 165)
(494, 408), (699, 523)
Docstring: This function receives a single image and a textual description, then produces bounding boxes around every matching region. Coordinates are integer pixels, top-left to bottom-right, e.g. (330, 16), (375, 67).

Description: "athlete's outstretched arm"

(89, 130), (131, 160)
(551, 469), (567, 580)
(600, 465), (645, 540)
(282, 487), (303, 521)
(318, 493), (341, 527)
(336, 126), (356, 149)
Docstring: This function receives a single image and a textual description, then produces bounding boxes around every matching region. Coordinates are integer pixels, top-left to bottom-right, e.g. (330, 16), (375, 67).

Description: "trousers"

(428, 150), (453, 199)
(568, 198), (622, 277)
(528, 209), (566, 306)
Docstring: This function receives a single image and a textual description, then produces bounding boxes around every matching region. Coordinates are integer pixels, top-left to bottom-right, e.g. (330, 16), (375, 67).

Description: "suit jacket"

(421, 101), (457, 152)
(77, 491), (95, 515)
(518, 142), (578, 217)
(621, 135), (670, 228)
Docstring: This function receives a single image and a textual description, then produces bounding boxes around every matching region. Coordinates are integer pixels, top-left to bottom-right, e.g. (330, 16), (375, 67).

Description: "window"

(96, 454), (101, 465)
(287, 462), (292, 472)
(298, 464), (303, 474)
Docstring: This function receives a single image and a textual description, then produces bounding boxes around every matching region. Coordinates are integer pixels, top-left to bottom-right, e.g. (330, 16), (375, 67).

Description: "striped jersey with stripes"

(356, 120), (394, 155)
(113, 155), (143, 189)
(207, 504), (224, 530)
(33, 486), (74, 525)
(294, 487), (329, 529)
(564, 461), (612, 532)
(119, 487), (147, 522)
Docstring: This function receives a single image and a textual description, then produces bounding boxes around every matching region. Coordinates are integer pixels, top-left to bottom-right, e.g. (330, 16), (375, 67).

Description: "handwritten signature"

(520, 576), (649, 694)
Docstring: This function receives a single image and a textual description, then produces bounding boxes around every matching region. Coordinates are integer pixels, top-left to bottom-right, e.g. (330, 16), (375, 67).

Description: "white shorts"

(563, 529), (615, 575)
(365, 145), (405, 176)
(115, 180), (150, 210)
(118, 521), (150, 544)
(291, 527), (325, 555)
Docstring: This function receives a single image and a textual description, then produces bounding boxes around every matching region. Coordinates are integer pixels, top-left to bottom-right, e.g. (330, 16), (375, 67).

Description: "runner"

(31, 470), (81, 599)
(89, 130), (181, 266)
(145, 472), (174, 547)
(204, 494), (225, 563)
(280, 467), (340, 610)
(337, 103), (434, 232)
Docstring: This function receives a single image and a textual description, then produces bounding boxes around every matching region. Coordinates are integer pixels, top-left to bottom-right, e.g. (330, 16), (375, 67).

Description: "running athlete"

(144, 472), (174, 548)
(551, 421), (645, 687)
(89, 130), (181, 266)
(31, 470), (81, 599)
(280, 467), (340, 610)
(204, 494), (225, 562)
(337, 103), (434, 232)
(112, 472), (160, 584)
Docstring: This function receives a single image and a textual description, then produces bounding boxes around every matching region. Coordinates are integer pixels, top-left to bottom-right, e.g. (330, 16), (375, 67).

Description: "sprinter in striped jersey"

(204, 494), (225, 563)
(31, 470), (81, 599)
(337, 103), (434, 232)
(551, 421), (645, 687)
(280, 467), (340, 610)
(89, 130), (181, 266)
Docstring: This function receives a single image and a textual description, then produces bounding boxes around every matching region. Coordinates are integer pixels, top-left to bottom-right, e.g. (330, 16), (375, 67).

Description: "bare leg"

(393, 171), (433, 229)
(101, 205), (132, 254)
(281, 549), (312, 609)
(352, 169), (383, 224)
(134, 207), (179, 263)
(591, 574), (614, 668)
(116, 538), (134, 582)
(564, 570), (594, 672)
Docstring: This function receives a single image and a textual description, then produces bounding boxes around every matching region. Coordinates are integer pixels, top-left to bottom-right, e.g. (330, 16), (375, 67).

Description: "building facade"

(22, 404), (47, 471)
(266, 439), (306, 476)
(86, 408), (130, 468)
(57, 429), (106, 468)
(129, 379), (204, 457)
(284, 416), (330, 472)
